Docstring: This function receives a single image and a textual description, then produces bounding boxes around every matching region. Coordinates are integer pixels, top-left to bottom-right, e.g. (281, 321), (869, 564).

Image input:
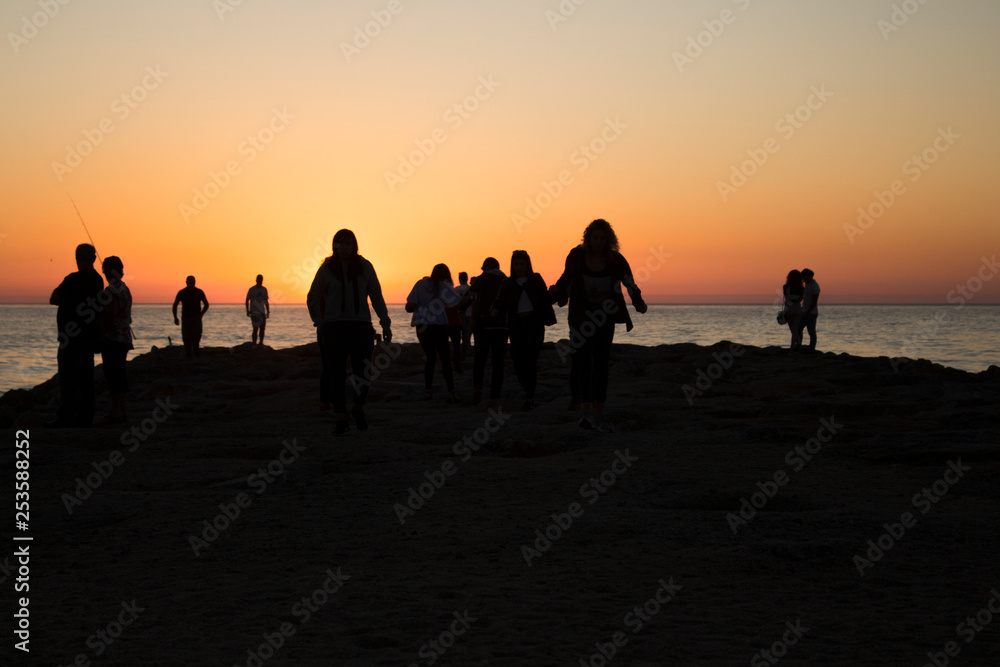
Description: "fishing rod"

(67, 193), (103, 266)
(67, 194), (137, 340)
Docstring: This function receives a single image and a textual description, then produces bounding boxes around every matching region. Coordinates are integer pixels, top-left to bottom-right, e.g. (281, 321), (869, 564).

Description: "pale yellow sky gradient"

(2, 0), (998, 303)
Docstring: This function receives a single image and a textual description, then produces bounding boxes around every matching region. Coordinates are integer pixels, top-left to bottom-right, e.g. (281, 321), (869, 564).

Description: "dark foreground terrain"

(2, 341), (999, 665)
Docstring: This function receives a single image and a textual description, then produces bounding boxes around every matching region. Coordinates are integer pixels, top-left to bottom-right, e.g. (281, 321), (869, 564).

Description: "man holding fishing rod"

(48, 243), (105, 427)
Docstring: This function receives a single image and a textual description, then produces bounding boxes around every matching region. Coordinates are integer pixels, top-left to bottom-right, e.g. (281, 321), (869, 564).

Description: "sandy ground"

(2, 339), (1000, 666)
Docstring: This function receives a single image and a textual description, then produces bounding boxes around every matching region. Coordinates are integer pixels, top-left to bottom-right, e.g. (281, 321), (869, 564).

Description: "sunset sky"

(2, 0), (998, 304)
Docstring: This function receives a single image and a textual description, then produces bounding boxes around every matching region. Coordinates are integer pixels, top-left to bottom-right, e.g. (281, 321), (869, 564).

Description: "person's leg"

(76, 349), (96, 426)
(787, 314), (801, 349)
(55, 346), (75, 421)
(320, 323), (351, 435)
(805, 313), (818, 350)
(449, 326), (462, 372)
(574, 326), (598, 428)
(258, 318), (266, 345)
(101, 342), (128, 420)
(472, 328), (487, 401)
(317, 324), (333, 408)
(575, 326), (595, 406)
(252, 324), (258, 344)
(567, 328), (581, 409)
(489, 328), (507, 400)
(795, 317), (807, 350)
(433, 325), (455, 393)
(591, 322), (616, 418)
(181, 318), (194, 358)
(326, 324), (350, 416)
(523, 322), (544, 401)
(347, 323), (375, 430)
(192, 318), (203, 356)
(461, 320), (471, 363)
(347, 323), (375, 408)
(113, 342), (129, 419)
(417, 327), (437, 392)
(508, 320), (526, 389)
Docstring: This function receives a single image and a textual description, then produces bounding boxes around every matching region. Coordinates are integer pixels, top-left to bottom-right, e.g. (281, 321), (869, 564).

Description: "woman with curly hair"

(549, 219), (647, 432)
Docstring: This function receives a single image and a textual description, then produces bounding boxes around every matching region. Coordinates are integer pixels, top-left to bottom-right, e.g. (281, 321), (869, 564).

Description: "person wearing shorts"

(246, 274), (270, 345)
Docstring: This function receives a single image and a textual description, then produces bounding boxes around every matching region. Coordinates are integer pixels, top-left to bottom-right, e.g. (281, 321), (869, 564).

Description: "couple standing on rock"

(782, 269), (821, 352)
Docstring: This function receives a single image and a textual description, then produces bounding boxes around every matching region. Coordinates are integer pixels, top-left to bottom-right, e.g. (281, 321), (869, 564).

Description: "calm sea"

(1, 304), (997, 394)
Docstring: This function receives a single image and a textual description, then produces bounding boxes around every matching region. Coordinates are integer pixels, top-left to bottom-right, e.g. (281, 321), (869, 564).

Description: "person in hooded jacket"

(307, 229), (392, 435)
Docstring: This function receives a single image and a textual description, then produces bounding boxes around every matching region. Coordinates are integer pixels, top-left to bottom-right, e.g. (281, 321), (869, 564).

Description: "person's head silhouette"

(582, 219), (620, 256)
(510, 250), (533, 278)
(103, 256), (124, 283)
(332, 229), (359, 261)
(75, 243), (97, 271)
(430, 263), (453, 287)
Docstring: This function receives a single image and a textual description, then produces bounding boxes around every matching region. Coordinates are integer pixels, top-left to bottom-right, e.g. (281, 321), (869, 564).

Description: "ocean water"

(1, 304), (997, 394)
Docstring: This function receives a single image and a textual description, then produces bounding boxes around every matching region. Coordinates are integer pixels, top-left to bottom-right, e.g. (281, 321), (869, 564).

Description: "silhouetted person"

(173, 276), (209, 358)
(246, 274), (270, 345)
(549, 219), (646, 433)
(98, 256), (133, 424)
(407, 263), (462, 402)
(797, 268), (821, 351)
(492, 250), (556, 411)
(783, 269), (804, 351)
(48, 243), (104, 427)
(461, 258), (507, 405)
(455, 271), (472, 367)
(307, 229), (392, 435)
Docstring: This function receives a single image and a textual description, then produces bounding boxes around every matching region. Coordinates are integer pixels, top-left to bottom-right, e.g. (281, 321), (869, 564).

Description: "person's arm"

(264, 289), (270, 317)
(50, 276), (69, 306)
(548, 248), (577, 306)
(306, 268), (326, 326)
(245, 291), (252, 316)
(172, 292), (181, 324)
(404, 280), (422, 314)
(365, 264), (392, 339)
(618, 254), (647, 314)
(200, 291), (210, 316)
